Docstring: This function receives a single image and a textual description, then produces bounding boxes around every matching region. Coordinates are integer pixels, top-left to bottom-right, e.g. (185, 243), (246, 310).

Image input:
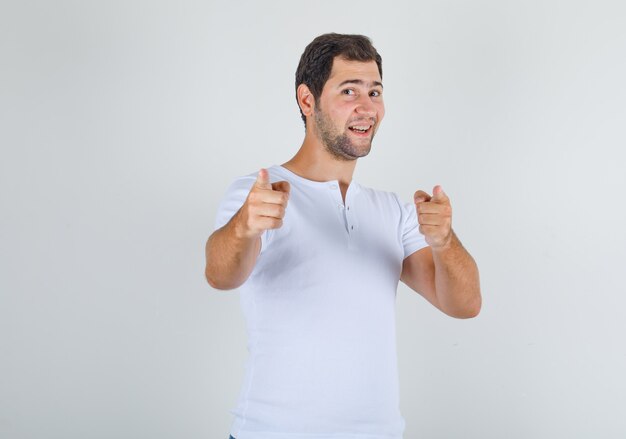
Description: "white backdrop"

(1, 1), (625, 438)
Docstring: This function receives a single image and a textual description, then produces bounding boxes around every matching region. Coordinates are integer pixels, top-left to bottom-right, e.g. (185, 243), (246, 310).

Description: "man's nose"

(355, 96), (376, 117)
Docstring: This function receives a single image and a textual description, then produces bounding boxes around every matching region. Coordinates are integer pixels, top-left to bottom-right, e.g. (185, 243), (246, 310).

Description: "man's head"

(295, 33), (383, 126)
(295, 33), (385, 160)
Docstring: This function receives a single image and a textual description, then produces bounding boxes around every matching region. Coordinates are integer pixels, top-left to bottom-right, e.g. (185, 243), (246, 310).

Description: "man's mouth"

(348, 124), (373, 136)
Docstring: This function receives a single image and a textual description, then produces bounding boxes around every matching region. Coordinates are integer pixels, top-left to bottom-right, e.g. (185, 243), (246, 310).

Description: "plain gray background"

(1, 0), (625, 438)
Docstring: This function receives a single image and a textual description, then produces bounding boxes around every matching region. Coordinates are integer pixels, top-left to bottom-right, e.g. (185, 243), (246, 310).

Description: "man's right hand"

(234, 168), (291, 240)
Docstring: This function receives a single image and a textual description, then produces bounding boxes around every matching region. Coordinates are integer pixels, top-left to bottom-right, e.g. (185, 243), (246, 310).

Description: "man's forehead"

(327, 58), (381, 85)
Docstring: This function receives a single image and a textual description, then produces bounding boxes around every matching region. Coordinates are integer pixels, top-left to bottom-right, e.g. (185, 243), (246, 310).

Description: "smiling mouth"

(348, 124), (373, 135)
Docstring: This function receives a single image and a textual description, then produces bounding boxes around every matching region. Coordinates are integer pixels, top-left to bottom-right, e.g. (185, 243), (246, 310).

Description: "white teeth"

(350, 125), (370, 131)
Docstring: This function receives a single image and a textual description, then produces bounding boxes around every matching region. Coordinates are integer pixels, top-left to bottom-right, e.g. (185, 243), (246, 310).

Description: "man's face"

(313, 57), (385, 161)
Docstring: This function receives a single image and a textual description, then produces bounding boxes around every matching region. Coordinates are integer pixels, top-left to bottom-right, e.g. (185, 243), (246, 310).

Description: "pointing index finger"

(271, 180), (291, 197)
(414, 190), (431, 203)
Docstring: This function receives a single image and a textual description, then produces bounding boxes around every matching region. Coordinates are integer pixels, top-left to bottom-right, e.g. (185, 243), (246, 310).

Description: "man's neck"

(281, 135), (357, 188)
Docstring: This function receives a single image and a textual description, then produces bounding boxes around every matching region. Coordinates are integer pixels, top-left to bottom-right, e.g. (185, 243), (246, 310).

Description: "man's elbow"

(457, 303), (481, 319)
(205, 268), (239, 291)
(445, 292), (482, 319)
(205, 269), (221, 289)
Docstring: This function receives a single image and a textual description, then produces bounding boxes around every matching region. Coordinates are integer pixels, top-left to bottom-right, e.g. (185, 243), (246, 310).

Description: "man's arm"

(401, 230), (481, 318)
(205, 215), (262, 290)
(400, 185), (481, 318)
(205, 169), (290, 290)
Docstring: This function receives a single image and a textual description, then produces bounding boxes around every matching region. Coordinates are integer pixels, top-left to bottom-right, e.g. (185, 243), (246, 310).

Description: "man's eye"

(370, 90), (382, 97)
(342, 89), (355, 95)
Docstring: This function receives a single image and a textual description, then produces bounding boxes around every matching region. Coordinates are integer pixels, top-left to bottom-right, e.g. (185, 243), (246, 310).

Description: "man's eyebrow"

(337, 79), (384, 89)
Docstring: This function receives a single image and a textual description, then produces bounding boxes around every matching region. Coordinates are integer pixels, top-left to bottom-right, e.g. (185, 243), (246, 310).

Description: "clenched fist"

(414, 185), (453, 249)
(234, 168), (291, 240)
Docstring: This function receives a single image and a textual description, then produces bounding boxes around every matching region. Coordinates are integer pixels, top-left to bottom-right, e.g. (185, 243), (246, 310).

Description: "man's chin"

(343, 144), (372, 160)
(353, 139), (373, 156)
(323, 134), (373, 160)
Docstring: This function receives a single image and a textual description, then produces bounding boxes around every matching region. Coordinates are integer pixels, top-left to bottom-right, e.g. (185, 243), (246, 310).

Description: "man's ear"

(297, 83), (315, 118)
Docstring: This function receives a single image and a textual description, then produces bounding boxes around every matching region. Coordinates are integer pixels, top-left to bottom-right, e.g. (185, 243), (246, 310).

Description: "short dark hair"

(295, 33), (383, 126)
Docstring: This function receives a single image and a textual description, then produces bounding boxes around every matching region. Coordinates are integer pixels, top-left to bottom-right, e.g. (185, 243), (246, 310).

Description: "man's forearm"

(205, 212), (261, 290)
(206, 169), (290, 290)
(431, 230), (481, 318)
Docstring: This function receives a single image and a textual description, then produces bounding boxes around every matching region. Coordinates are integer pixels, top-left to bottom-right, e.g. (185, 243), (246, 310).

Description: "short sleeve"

(396, 194), (429, 259)
(213, 173), (271, 253)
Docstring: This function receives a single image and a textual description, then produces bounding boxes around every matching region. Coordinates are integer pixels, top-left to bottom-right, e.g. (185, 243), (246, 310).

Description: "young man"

(205, 33), (481, 439)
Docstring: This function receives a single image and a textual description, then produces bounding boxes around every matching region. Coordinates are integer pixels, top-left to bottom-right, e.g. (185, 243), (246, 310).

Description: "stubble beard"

(313, 106), (376, 161)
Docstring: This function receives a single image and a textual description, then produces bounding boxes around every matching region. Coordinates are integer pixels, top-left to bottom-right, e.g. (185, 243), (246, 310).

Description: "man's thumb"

(432, 185), (448, 202)
(255, 168), (271, 189)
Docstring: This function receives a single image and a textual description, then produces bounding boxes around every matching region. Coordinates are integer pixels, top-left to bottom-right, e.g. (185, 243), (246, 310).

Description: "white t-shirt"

(213, 164), (429, 439)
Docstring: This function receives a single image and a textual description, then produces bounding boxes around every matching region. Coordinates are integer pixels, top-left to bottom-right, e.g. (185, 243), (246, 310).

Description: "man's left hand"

(414, 185), (453, 250)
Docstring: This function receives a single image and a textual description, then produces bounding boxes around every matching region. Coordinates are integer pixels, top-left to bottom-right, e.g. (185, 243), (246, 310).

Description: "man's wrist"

(231, 209), (262, 243)
(430, 230), (455, 253)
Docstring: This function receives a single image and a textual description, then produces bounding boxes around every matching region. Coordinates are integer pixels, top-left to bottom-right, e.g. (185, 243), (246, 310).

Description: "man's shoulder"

(223, 165), (280, 188)
(233, 165), (283, 182)
(357, 183), (402, 206)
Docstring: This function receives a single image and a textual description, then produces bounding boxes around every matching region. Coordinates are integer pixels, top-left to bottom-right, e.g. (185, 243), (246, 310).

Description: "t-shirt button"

(330, 184), (338, 190)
